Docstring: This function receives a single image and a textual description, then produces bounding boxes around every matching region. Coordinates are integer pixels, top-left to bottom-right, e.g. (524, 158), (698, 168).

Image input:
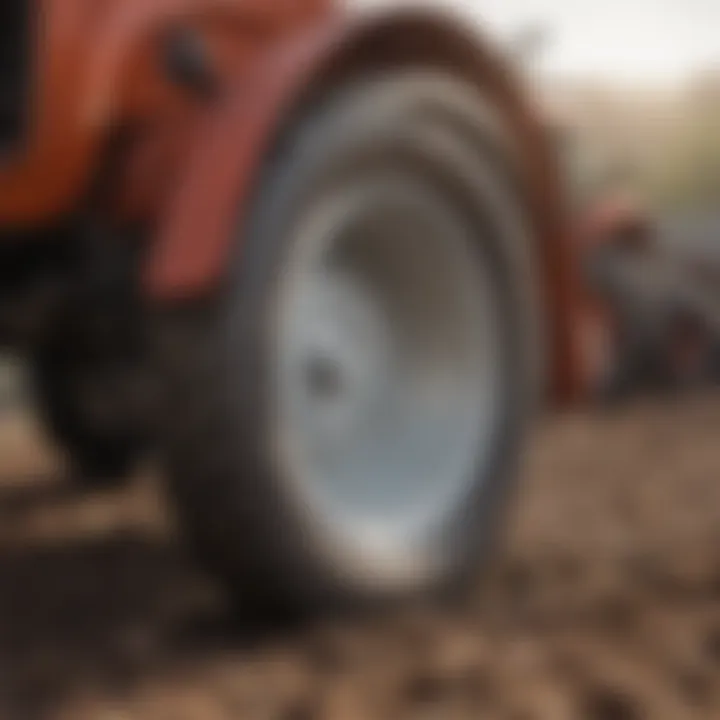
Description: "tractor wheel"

(158, 71), (543, 616)
(31, 339), (150, 488)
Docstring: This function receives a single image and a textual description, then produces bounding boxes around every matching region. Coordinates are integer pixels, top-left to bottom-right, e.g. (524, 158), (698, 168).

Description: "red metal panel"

(0, 0), (330, 225)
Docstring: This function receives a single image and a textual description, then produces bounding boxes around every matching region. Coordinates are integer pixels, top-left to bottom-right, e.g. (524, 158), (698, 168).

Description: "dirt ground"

(1, 394), (720, 720)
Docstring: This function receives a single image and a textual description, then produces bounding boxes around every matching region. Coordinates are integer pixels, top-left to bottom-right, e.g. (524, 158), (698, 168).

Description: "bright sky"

(351, 0), (720, 86)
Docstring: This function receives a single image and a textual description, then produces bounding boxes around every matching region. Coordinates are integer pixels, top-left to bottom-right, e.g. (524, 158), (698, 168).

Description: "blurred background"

(1, 1), (720, 719)
(359, 0), (720, 214)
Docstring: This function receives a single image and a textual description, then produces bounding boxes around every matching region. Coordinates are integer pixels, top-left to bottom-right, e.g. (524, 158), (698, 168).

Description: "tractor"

(0, 0), (607, 617)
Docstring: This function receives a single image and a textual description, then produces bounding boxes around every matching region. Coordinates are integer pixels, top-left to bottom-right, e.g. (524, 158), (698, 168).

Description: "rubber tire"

(157, 71), (543, 618)
(31, 342), (148, 487)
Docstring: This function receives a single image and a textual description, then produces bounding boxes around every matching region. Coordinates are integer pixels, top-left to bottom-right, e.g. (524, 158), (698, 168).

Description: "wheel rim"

(270, 172), (503, 583)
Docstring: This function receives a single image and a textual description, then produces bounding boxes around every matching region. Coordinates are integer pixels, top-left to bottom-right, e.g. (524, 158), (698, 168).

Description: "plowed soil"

(1, 394), (720, 720)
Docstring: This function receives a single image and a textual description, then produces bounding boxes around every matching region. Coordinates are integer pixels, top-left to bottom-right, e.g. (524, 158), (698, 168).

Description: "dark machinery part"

(585, 239), (720, 400)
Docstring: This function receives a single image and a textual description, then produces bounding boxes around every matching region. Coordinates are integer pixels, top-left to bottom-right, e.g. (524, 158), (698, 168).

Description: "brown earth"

(1, 394), (720, 719)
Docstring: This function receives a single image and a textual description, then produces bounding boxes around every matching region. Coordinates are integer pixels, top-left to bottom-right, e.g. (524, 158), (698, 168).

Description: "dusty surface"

(1, 395), (720, 719)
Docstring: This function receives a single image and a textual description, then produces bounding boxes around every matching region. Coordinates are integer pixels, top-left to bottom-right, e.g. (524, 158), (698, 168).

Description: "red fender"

(145, 6), (585, 406)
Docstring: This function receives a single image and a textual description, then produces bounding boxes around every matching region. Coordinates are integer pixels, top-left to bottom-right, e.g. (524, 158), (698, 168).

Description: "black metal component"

(0, 0), (32, 150)
(586, 242), (720, 401)
(0, 227), (75, 348)
(163, 27), (219, 100)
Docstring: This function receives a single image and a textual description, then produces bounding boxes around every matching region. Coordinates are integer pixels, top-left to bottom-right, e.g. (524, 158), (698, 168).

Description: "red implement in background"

(575, 191), (720, 398)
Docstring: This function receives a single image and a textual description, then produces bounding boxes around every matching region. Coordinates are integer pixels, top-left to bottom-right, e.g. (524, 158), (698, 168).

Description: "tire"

(31, 338), (150, 488)
(158, 71), (544, 616)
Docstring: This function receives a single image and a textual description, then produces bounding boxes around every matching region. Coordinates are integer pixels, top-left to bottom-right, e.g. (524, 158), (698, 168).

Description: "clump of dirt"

(1, 393), (720, 719)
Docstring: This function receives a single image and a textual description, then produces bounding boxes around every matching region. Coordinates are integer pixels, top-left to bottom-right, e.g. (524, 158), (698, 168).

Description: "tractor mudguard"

(145, 7), (585, 405)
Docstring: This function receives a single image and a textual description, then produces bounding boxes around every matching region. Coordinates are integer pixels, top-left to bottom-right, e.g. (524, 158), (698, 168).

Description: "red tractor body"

(0, 0), (610, 615)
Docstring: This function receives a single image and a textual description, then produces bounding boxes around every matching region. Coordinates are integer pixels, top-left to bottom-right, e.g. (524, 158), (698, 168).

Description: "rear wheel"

(159, 72), (543, 615)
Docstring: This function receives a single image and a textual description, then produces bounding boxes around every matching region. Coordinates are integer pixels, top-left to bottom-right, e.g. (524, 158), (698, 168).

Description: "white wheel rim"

(270, 173), (503, 584)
